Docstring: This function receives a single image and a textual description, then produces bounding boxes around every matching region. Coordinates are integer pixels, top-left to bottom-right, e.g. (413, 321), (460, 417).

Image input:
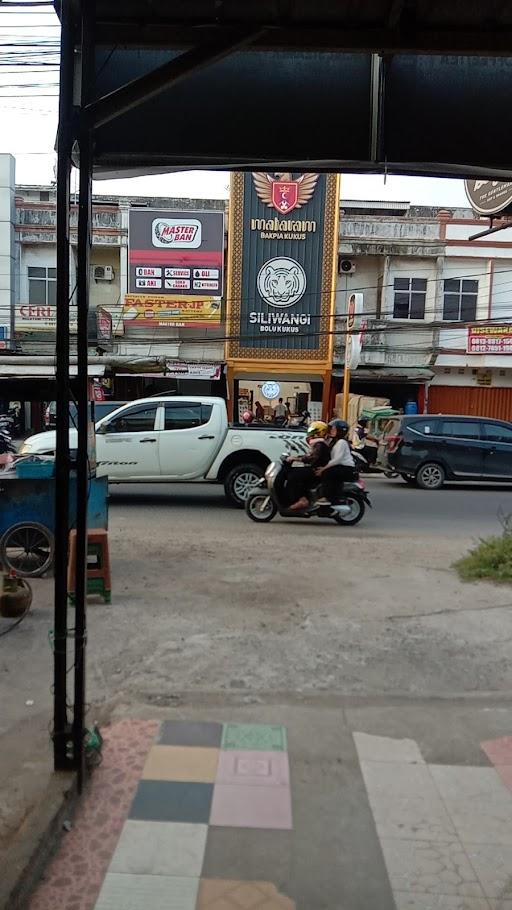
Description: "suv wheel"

(416, 462), (445, 491)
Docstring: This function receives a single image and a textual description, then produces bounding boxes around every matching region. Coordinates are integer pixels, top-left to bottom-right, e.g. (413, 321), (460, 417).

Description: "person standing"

(273, 398), (288, 425)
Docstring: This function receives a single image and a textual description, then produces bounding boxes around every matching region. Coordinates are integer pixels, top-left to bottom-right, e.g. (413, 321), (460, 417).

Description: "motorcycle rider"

(316, 419), (356, 503)
(286, 420), (331, 511)
(351, 416), (379, 465)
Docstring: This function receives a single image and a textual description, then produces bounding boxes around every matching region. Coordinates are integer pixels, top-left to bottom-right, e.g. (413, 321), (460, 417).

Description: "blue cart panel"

(0, 474), (108, 538)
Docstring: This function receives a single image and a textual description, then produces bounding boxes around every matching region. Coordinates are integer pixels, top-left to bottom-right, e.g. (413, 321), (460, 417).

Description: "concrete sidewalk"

(24, 700), (512, 910)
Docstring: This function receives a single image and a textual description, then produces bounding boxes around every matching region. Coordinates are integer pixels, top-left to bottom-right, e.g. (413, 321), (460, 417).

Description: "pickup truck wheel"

(224, 463), (265, 508)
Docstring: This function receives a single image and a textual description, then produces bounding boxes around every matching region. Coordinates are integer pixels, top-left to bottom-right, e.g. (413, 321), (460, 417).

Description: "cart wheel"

(0, 522), (54, 577)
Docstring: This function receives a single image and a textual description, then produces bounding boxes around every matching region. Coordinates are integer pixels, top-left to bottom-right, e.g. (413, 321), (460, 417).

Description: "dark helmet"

(328, 418), (349, 437)
(358, 416), (369, 426)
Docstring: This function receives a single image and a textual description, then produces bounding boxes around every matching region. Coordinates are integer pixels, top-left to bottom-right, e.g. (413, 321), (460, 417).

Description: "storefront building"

(225, 172), (340, 421)
(333, 201), (512, 420)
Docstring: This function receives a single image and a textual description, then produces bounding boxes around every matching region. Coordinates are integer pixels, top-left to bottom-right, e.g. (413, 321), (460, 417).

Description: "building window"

(443, 278), (478, 321)
(393, 278), (427, 319)
(28, 266), (56, 307)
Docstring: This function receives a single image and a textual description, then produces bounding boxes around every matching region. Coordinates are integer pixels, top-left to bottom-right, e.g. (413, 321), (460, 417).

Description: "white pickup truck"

(19, 396), (308, 506)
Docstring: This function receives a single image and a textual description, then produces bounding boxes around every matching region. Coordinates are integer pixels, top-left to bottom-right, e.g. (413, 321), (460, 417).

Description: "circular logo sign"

(257, 257), (307, 308)
(261, 381), (281, 400)
(464, 180), (512, 216)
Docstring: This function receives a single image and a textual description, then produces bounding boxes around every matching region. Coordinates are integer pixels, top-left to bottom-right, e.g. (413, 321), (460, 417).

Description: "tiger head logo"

(256, 257), (307, 308)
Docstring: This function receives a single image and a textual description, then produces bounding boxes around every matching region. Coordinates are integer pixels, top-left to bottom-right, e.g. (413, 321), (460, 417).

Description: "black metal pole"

(73, 0), (94, 793)
(53, 0), (75, 772)
(73, 128), (92, 792)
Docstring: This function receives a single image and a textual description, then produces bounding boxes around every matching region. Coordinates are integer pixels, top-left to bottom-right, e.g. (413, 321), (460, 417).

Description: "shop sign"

(261, 380), (281, 400)
(467, 325), (512, 354)
(465, 180), (512, 216)
(128, 209), (224, 297)
(123, 295), (221, 327)
(15, 304), (77, 333)
(0, 325), (9, 350)
(164, 362), (222, 380)
(227, 172), (339, 360)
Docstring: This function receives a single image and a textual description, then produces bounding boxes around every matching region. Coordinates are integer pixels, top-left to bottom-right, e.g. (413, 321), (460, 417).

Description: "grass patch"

(455, 534), (512, 583)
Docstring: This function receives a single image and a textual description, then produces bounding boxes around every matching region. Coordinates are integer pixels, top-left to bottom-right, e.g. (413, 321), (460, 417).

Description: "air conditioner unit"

(339, 258), (356, 275)
(93, 265), (113, 281)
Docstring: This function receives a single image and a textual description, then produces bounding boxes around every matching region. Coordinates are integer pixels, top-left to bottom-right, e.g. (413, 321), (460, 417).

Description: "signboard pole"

(341, 336), (351, 421)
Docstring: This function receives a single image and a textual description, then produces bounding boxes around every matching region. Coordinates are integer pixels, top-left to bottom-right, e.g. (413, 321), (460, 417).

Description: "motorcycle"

(245, 454), (371, 526)
(0, 415), (16, 473)
(351, 447), (398, 479)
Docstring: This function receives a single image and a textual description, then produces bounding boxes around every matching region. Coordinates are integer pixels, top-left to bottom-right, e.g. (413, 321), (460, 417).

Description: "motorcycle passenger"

(316, 419), (356, 503)
(351, 416), (378, 465)
(286, 421), (331, 511)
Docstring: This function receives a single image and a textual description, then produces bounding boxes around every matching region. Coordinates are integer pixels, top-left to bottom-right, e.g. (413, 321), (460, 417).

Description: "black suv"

(387, 414), (512, 489)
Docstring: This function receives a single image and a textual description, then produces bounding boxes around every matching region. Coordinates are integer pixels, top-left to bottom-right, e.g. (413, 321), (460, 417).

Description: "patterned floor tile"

(394, 894), (491, 909)
(464, 843), (512, 899)
(216, 750), (290, 788)
(368, 795), (456, 841)
(129, 780), (213, 824)
(94, 872), (199, 910)
(210, 783), (292, 829)
(353, 732), (425, 764)
(380, 838), (485, 898)
(142, 745), (219, 783)
(222, 724), (287, 752)
(197, 878), (295, 909)
(109, 820), (207, 877)
(158, 721), (223, 748)
(27, 719), (159, 910)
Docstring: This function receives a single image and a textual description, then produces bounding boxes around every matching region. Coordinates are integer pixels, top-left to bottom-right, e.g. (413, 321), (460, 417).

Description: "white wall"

(0, 154), (15, 347)
(491, 261), (512, 321)
(335, 257), (382, 319)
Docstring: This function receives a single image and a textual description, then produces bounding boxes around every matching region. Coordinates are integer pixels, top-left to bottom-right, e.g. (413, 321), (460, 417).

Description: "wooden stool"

(68, 528), (111, 604)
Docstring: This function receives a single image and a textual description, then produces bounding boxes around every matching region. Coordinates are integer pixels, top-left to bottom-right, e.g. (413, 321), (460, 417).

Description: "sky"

(0, 4), (470, 207)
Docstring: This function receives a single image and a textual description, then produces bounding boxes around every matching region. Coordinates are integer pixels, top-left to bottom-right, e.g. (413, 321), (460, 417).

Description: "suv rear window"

(404, 418), (439, 436)
(438, 419), (481, 439)
(482, 422), (512, 442)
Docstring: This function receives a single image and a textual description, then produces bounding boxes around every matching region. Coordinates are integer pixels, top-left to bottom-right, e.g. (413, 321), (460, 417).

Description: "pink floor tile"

(27, 719), (159, 910)
(210, 783), (293, 829)
(495, 765), (512, 793)
(481, 737), (512, 766)
(216, 750), (290, 788)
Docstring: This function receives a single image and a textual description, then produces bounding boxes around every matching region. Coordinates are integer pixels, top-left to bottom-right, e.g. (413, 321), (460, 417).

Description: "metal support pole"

(72, 0), (94, 793)
(53, 0), (75, 772)
(73, 128), (92, 792)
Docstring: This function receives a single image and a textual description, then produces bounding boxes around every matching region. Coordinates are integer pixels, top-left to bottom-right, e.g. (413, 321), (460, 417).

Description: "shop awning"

(333, 367), (434, 382)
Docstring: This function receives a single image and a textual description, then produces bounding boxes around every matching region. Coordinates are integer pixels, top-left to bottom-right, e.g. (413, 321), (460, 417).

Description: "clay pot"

(0, 577), (32, 618)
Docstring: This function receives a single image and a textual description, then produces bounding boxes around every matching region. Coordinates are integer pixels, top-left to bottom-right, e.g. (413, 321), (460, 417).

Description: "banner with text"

(467, 325), (512, 354)
(123, 295), (221, 328)
(227, 172), (339, 362)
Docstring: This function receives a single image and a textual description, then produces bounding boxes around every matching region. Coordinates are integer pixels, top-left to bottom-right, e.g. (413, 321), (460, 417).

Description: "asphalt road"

(108, 476), (512, 538)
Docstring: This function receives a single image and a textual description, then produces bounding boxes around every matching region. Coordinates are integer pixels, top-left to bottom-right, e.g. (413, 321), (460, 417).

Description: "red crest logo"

(271, 180), (299, 214)
(252, 173), (319, 214)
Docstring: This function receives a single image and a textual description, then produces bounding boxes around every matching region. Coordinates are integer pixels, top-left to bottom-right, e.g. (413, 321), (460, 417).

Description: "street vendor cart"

(0, 468), (108, 577)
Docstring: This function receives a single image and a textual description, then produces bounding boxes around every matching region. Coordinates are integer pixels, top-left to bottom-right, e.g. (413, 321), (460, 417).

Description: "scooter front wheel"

(246, 494), (278, 522)
(333, 496), (365, 526)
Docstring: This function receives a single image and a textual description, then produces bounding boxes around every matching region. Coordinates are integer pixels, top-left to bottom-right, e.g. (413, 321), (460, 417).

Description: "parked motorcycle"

(0, 415), (16, 472)
(245, 455), (371, 526)
(351, 447), (398, 479)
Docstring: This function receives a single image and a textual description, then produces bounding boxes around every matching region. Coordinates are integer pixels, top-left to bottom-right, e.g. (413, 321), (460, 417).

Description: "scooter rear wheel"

(246, 494), (278, 522)
(333, 496), (365, 526)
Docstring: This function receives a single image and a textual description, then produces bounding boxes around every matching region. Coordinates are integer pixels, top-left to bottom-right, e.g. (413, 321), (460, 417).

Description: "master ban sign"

(227, 172), (339, 361)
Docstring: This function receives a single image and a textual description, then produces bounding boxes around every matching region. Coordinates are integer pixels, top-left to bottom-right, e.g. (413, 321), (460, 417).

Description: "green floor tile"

(221, 723), (287, 752)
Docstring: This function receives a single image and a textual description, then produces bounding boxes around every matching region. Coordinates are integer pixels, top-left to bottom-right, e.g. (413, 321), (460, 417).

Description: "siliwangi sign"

(226, 172), (339, 362)
(128, 208), (224, 297)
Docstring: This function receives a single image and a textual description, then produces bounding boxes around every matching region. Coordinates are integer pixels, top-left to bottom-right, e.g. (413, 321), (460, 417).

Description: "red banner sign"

(467, 325), (512, 354)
